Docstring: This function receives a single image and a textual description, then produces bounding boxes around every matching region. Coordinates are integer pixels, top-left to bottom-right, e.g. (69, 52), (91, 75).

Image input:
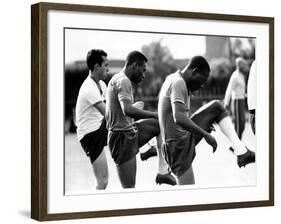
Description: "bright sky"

(65, 29), (206, 63)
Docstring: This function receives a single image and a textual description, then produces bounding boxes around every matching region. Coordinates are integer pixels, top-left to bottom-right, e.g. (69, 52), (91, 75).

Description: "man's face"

(131, 62), (147, 84)
(187, 69), (209, 92)
(96, 56), (109, 80)
(239, 61), (248, 74)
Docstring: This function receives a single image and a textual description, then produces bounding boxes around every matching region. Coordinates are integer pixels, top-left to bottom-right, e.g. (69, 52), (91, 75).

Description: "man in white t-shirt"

(247, 60), (256, 134)
(75, 49), (109, 190)
(224, 57), (248, 139)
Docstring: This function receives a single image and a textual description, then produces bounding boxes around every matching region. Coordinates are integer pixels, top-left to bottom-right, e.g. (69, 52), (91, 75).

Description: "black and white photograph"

(2, 0), (280, 222)
(30, 3), (273, 220)
(64, 29), (257, 195)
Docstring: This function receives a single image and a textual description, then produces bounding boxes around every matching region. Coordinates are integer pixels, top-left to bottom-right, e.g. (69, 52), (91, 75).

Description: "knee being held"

(210, 100), (226, 114)
(209, 100), (229, 123)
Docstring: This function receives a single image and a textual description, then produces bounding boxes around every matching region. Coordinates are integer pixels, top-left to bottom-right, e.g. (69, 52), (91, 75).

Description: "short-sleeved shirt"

(225, 70), (246, 104)
(158, 71), (190, 141)
(75, 74), (107, 140)
(105, 71), (135, 131)
(247, 61), (256, 110)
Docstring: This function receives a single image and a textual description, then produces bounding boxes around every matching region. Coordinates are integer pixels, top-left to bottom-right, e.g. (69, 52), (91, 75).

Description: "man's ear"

(93, 63), (100, 71)
(132, 62), (138, 69)
(192, 67), (198, 76)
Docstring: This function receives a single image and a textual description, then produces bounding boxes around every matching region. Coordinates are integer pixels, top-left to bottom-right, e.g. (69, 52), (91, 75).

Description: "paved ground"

(64, 122), (256, 195)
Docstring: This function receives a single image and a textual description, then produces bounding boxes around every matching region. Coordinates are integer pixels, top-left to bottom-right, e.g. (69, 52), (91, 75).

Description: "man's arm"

(172, 102), (217, 151)
(172, 102), (208, 136)
(94, 101), (105, 116)
(224, 75), (235, 108)
(247, 61), (256, 111)
(120, 99), (157, 120)
(249, 112), (255, 134)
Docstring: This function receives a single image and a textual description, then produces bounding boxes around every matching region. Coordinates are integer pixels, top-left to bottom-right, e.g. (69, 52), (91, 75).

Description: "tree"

(138, 39), (177, 98)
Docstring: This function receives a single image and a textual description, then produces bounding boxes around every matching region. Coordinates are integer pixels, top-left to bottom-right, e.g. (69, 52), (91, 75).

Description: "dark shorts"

(162, 133), (197, 177)
(80, 119), (108, 163)
(108, 128), (139, 166)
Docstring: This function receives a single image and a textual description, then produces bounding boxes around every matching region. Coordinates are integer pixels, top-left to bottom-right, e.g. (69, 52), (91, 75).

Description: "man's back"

(230, 70), (246, 99)
(105, 71), (134, 131)
(76, 75), (106, 140)
(158, 71), (190, 141)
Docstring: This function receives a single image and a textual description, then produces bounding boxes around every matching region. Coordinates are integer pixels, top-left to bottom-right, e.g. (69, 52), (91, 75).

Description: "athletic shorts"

(108, 128), (139, 166)
(162, 133), (197, 177)
(80, 119), (107, 163)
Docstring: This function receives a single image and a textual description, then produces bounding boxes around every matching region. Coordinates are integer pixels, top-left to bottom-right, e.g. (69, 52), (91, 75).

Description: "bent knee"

(210, 100), (224, 108)
(136, 118), (160, 135)
(209, 100), (228, 122)
(209, 100), (225, 113)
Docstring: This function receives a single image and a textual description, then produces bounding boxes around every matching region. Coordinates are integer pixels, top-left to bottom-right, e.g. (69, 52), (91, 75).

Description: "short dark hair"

(188, 56), (210, 73)
(126, 51), (148, 66)
(86, 49), (107, 71)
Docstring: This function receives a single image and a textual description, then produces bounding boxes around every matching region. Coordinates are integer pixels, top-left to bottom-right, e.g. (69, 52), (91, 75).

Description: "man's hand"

(249, 113), (255, 134)
(203, 133), (217, 153)
(133, 101), (144, 110)
(132, 101), (158, 119)
(224, 102), (230, 111)
(152, 111), (158, 119)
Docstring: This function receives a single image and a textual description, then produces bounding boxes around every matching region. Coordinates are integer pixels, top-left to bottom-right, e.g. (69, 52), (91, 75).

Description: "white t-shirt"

(247, 61), (256, 110)
(75, 75), (107, 140)
(224, 69), (246, 107)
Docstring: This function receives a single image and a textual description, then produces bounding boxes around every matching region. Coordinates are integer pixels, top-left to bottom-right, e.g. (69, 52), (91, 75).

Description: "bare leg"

(92, 149), (109, 190)
(190, 100), (228, 143)
(135, 119), (169, 173)
(135, 118), (176, 185)
(191, 100), (254, 167)
(135, 118), (160, 147)
(156, 135), (170, 174)
(249, 110), (256, 134)
(177, 166), (195, 185)
(191, 100), (245, 154)
(174, 100), (227, 184)
(116, 156), (137, 188)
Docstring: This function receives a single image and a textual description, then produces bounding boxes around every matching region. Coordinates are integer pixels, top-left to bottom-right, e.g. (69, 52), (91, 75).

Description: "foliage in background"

(137, 40), (178, 98)
(64, 38), (256, 131)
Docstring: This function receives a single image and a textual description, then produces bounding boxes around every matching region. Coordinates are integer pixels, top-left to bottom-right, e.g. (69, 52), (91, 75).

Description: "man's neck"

(179, 68), (192, 93)
(123, 67), (132, 80)
(237, 69), (244, 76)
(180, 67), (191, 81)
(90, 71), (100, 83)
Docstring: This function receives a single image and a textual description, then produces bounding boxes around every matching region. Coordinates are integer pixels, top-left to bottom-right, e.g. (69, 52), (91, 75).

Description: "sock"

(218, 117), (247, 155)
(156, 135), (169, 174)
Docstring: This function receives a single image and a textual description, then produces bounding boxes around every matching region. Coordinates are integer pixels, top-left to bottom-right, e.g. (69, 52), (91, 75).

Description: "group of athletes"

(75, 49), (256, 189)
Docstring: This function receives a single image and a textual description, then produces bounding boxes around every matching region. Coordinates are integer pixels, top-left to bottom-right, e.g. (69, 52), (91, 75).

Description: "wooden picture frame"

(31, 2), (274, 221)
